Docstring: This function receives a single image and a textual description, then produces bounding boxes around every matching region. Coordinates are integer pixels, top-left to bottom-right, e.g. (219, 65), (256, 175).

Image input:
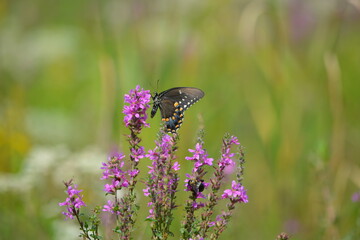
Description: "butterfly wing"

(157, 87), (204, 133)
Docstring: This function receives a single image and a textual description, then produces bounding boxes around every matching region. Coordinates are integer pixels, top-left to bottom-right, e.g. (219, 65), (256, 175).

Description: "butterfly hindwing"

(151, 87), (204, 133)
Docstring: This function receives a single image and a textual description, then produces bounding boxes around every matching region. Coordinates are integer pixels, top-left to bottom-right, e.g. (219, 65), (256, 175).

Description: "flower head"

(59, 183), (86, 219)
(222, 180), (248, 203)
(185, 143), (213, 172)
(101, 153), (126, 180)
(123, 85), (151, 131)
(101, 153), (134, 194)
(219, 135), (240, 168)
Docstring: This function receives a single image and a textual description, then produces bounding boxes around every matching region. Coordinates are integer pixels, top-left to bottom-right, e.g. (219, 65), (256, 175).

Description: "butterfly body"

(151, 87), (204, 133)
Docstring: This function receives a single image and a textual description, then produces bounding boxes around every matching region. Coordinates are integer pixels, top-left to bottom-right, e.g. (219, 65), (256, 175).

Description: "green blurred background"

(1, 0), (360, 239)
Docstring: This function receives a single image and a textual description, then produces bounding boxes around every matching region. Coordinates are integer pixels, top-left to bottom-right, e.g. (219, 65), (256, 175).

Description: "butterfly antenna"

(156, 79), (160, 92)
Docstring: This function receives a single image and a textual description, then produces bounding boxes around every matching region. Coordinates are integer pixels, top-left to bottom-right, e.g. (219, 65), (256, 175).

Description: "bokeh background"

(1, 0), (360, 239)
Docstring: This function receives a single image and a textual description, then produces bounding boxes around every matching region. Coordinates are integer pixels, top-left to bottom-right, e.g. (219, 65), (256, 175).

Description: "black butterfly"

(151, 87), (204, 133)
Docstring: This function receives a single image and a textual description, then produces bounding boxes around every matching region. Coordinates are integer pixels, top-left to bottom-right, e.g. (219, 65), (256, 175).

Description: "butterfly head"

(151, 92), (160, 118)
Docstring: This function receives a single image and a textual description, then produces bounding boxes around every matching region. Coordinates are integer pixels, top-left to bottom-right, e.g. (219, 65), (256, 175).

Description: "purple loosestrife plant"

(101, 152), (141, 238)
(59, 86), (151, 240)
(181, 133), (248, 240)
(103, 85), (150, 238)
(123, 85), (150, 189)
(60, 85), (249, 240)
(59, 180), (86, 220)
(59, 180), (101, 240)
(182, 133), (213, 239)
(144, 132), (180, 239)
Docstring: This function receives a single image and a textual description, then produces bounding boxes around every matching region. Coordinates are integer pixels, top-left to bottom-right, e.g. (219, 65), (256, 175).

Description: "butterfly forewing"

(151, 87), (204, 133)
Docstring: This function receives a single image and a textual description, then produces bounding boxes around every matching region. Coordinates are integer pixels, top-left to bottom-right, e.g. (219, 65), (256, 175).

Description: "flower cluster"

(222, 180), (248, 203)
(219, 135), (240, 168)
(184, 143), (213, 199)
(123, 85), (151, 132)
(101, 153), (134, 195)
(182, 134), (248, 239)
(185, 143), (214, 171)
(144, 133), (180, 238)
(130, 146), (145, 162)
(60, 86), (249, 240)
(59, 182), (86, 220)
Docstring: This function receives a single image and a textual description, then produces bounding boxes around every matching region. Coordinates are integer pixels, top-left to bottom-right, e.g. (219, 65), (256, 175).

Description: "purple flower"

(146, 202), (155, 219)
(146, 134), (174, 168)
(143, 187), (150, 197)
(352, 191), (360, 202)
(172, 161), (180, 171)
(185, 143), (213, 172)
(219, 136), (240, 168)
(128, 169), (140, 177)
(130, 146), (145, 162)
(222, 180), (248, 203)
(103, 200), (120, 215)
(144, 133), (179, 221)
(224, 164), (235, 175)
(184, 142), (212, 200)
(101, 153), (125, 180)
(101, 153), (134, 194)
(123, 85), (151, 131)
(59, 184), (86, 219)
(208, 215), (226, 227)
(228, 135), (240, 145)
(192, 201), (205, 209)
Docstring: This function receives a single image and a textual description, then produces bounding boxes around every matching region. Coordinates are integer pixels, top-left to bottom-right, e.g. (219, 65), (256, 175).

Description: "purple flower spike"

(101, 153), (125, 180)
(222, 180), (248, 203)
(186, 143), (213, 172)
(144, 133), (179, 230)
(101, 153), (134, 194)
(59, 184), (86, 219)
(219, 135), (240, 168)
(123, 85), (151, 132)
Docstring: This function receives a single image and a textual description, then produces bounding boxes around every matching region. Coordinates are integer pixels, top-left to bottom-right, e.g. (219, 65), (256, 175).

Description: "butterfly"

(151, 87), (204, 133)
